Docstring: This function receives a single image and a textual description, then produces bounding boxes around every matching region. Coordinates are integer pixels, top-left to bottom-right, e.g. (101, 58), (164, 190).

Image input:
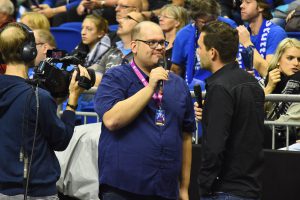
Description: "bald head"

(127, 0), (142, 11)
(131, 21), (163, 41)
(116, 0), (143, 22)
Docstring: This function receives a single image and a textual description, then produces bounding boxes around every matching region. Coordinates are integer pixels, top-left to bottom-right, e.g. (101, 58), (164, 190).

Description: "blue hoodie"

(0, 75), (75, 196)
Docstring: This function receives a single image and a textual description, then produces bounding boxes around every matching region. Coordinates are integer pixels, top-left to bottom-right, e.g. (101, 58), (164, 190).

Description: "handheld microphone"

(157, 58), (167, 90)
(194, 84), (203, 108)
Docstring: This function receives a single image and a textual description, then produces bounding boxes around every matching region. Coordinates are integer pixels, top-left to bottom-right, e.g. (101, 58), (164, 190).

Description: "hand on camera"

(69, 65), (91, 98)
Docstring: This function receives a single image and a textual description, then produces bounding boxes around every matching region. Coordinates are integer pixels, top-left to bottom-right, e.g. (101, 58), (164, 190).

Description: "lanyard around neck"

(130, 60), (163, 107)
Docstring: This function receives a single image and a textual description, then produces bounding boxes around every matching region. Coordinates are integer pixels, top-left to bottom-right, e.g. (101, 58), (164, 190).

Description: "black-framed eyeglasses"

(36, 42), (45, 46)
(115, 4), (136, 9)
(135, 39), (169, 49)
(158, 15), (176, 20)
(124, 15), (140, 23)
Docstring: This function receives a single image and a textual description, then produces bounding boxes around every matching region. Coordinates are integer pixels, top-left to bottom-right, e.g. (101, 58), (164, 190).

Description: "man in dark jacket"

(0, 22), (89, 199)
(194, 21), (265, 200)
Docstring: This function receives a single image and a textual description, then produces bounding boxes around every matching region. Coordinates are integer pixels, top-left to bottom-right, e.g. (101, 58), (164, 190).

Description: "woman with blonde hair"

(265, 38), (300, 95)
(264, 38), (300, 149)
(158, 4), (188, 69)
(20, 12), (50, 30)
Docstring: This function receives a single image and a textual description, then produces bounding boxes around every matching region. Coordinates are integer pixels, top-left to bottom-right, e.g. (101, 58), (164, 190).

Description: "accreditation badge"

(155, 109), (165, 126)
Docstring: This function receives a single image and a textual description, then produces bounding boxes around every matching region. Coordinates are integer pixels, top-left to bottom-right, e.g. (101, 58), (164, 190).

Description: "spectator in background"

(70, 14), (111, 116)
(31, 0), (83, 26)
(195, 21), (265, 200)
(0, 0), (15, 75)
(20, 12), (50, 30)
(158, 4), (188, 69)
(77, 0), (119, 25)
(142, 0), (184, 21)
(237, 0), (287, 78)
(271, 0), (300, 28)
(218, 0), (243, 25)
(27, 29), (56, 79)
(33, 29), (56, 66)
(264, 38), (300, 149)
(72, 14), (111, 86)
(91, 11), (145, 84)
(170, 0), (237, 90)
(285, 4), (300, 32)
(0, 0), (14, 28)
(77, 0), (146, 25)
(148, 0), (184, 10)
(105, 0), (144, 44)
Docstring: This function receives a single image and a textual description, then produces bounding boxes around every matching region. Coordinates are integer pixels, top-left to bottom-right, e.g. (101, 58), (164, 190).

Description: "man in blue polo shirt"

(94, 21), (196, 200)
(170, 0), (237, 89)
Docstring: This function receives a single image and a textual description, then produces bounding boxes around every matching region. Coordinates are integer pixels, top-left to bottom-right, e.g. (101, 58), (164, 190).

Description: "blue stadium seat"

(109, 24), (119, 32)
(59, 22), (82, 32)
(50, 27), (82, 53)
(286, 32), (300, 40)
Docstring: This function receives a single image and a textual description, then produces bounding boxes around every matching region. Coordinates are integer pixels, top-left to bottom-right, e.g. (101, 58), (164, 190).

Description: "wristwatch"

(67, 102), (78, 110)
(246, 44), (255, 50)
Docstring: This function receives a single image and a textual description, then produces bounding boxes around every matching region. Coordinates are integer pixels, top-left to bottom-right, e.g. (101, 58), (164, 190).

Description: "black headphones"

(0, 22), (37, 62)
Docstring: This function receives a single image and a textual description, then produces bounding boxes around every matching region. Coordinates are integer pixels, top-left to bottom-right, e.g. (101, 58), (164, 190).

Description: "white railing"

(58, 89), (300, 150)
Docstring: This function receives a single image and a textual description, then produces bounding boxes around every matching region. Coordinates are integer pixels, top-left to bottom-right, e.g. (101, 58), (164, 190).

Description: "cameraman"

(0, 23), (89, 198)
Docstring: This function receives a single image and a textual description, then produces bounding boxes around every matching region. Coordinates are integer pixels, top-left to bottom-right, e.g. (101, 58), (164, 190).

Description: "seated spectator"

(68, 14), (110, 120)
(33, 29), (56, 66)
(20, 12), (50, 30)
(218, 0), (243, 25)
(170, 0), (237, 89)
(0, 0), (15, 74)
(31, 0), (83, 26)
(271, 0), (300, 28)
(0, 0), (14, 28)
(72, 14), (111, 86)
(142, 0), (184, 21)
(237, 0), (287, 78)
(27, 29), (56, 80)
(158, 4), (188, 69)
(91, 11), (145, 84)
(77, 0), (119, 25)
(264, 38), (300, 149)
(285, 4), (300, 32)
(76, 0), (146, 25)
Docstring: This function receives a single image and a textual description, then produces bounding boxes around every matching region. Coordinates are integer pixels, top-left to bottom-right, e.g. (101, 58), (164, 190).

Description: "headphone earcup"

(20, 40), (37, 62)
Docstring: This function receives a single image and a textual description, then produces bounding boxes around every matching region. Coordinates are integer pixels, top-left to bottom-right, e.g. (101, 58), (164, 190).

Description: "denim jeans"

(101, 190), (128, 200)
(201, 192), (259, 200)
(99, 185), (173, 200)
